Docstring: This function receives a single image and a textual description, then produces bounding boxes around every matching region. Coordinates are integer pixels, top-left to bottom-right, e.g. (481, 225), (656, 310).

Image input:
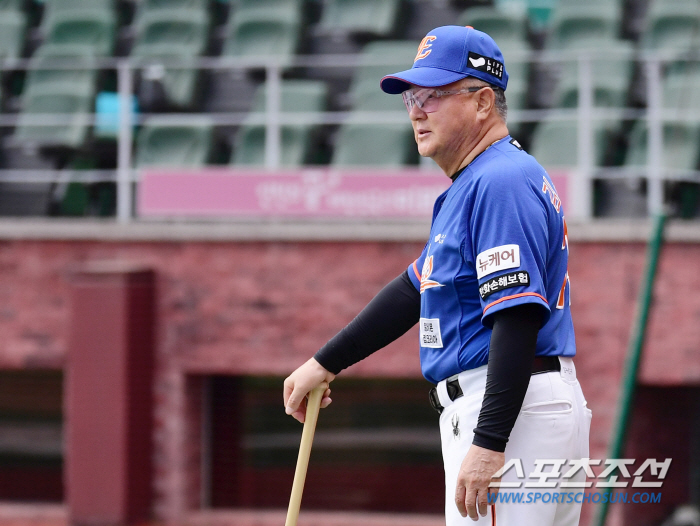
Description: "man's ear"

(476, 87), (496, 118)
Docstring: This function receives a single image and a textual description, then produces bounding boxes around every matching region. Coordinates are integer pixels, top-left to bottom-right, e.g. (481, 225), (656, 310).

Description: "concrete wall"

(0, 220), (698, 526)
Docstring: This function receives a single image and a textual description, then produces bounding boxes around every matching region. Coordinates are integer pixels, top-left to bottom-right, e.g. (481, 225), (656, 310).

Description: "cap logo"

(467, 51), (503, 80)
(414, 36), (437, 62)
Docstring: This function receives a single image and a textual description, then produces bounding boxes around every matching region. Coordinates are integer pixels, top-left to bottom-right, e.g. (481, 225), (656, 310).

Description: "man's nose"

(409, 102), (427, 120)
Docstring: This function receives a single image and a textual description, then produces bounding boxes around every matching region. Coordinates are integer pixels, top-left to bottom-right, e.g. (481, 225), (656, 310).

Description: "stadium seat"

(40, 8), (116, 56)
(346, 40), (416, 105)
(23, 49), (98, 98)
(332, 123), (417, 166)
(131, 8), (210, 108)
(0, 10), (26, 60)
(458, 7), (529, 47)
(529, 119), (609, 168)
(553, 39), (634, 108)
(624, 120), (700, 175)
(0, 0), (24, 10)
(232, 80), (328, 166)
(222, 5), (301, 65)
(316, 0), (401, 37)
(641, 0), (700, 51)
(662, 66), (700, 111)
(12, 92), (92, 149)
(546, 3), (621, 50)
(134, 121), (214, 167)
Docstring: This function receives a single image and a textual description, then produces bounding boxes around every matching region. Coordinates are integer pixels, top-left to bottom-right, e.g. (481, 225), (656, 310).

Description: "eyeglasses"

(402, 86), (488, 113)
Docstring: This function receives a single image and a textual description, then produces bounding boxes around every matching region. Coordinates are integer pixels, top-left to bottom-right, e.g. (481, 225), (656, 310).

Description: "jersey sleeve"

(407, 243), (428, 291)
(467, 163), (552, 328)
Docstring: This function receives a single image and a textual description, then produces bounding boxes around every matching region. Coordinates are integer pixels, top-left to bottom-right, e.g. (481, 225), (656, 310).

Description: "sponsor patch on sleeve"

(509, 138), (523, 150)
(419, 317), (443, 348)
(476, 244), (520, 279)
(479, 271), (530, 299)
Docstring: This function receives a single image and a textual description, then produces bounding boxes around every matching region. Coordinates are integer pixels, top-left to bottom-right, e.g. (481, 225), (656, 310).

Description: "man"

(283, 26), (591, 525)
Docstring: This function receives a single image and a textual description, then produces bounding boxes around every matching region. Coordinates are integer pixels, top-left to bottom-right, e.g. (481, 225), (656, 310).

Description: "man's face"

(407, 79), (486, 165)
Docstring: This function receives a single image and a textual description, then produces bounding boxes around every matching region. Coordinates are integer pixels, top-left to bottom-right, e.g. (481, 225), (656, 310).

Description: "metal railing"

(1, 50), (699, 222)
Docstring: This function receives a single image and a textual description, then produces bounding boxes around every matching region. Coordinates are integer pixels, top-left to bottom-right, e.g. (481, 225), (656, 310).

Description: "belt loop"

(436, 379), (452, 409)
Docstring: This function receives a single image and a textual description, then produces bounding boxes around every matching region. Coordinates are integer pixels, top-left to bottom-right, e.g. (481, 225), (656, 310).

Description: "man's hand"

(455, 444), (504, 520)
(283, 358), (335, 423)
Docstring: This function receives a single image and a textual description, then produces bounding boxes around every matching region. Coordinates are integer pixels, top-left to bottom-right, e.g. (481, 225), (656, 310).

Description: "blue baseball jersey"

(407, 136), (575, 384)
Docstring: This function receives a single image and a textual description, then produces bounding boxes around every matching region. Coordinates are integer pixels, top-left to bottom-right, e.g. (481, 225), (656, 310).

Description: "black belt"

(428, 356), (562, 415)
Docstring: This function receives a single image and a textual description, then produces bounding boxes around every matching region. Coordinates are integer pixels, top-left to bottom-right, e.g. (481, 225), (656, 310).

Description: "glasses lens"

(402, 90), (414, 113)
(403, 89), (440, 113)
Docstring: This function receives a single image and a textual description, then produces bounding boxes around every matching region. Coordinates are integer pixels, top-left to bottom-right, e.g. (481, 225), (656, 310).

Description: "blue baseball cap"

(380, 25), (509, 94)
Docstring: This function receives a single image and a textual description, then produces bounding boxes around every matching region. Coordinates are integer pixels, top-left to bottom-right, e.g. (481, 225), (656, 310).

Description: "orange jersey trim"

(483, 292), (547, 314)
(412, 260), (421, 281)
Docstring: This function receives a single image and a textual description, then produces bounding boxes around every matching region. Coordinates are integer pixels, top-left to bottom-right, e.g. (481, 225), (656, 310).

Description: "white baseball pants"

(437, 358), (591, 526)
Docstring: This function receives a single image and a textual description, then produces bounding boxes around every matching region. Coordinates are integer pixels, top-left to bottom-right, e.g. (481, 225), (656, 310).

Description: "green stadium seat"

(529, 120), (609, 168)
(458, 7), (528, 46)
(0, 10), (26, 60)
(232, 80), (328, 166)
(641, 0), (700, 50)
(663, 67), (700, 111)
(131, 9), (210, 108)
(133, 9), (210, 55)
(40, 8), (116, 56)
(13, 92), (92, 149)
(317, 0), (401, 37)
(347, 41), (416, 105)
(23, 46), (98, 98)
(41, 0), (114, 23)
(222, 5), (301, 65)
(135, 121), (214, 167)
(624, 120), (700, 174)
(331, 123), (417, 166)
(553, 40), (634, 108)
(0, 0), (24, 11)
(547, 4), (621, 50)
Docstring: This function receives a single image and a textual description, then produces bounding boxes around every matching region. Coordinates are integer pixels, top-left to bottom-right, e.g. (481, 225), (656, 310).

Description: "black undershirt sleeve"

(472, 303), (543, 453)
(314, 270), (421, 374)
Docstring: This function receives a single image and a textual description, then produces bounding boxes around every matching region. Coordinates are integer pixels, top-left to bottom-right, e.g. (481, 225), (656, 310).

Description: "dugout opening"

(0, 369), (64, 502)
(204, 375), (445, 513)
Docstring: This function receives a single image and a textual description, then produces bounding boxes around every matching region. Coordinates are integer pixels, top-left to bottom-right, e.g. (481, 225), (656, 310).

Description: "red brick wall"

(0, 238), (698, 526)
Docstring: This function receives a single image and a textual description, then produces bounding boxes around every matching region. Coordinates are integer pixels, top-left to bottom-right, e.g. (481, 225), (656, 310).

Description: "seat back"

(15, 92), (92, 148)
(458, 7), (528, 44)
(529, 120), (608, 168)
(318, 0), (401, 36)
(135, 123), (214, 167)
(332, 123), (417, 166)
(223, 6), (301, 59)
(0, 10), (26, 60)
(642, 1), (700, 50)
(625, 121), (700, 172)
(547, 4), (621, 49)
(42, 8), (116, 56)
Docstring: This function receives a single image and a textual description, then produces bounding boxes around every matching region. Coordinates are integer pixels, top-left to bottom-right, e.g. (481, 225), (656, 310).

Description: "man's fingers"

(477, 488), (489, 517)
(455, 482), (468, 518)
(465, 487), (478, 520)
